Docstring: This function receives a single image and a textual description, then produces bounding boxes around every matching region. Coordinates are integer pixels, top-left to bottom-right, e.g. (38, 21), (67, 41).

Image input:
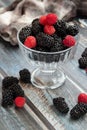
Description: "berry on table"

(14, 97), (26, 108)
(24, 36), (37, 48)
(70, 103), (87, 120)
(63, 35), (76, 47)
(78, 93), (87, 103)
(2, 89), (14, 107)
(78, 57), (87, 69)
(10, 84), (25, 99)
(53, 97), (69, 114)
(19, 68), (31, 83)
(81, 48), (87, 57)
(2, 76), (19, 91)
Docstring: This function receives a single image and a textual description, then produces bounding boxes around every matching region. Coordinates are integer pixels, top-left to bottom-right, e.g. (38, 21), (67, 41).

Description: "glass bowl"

(17, 27), (78, 89)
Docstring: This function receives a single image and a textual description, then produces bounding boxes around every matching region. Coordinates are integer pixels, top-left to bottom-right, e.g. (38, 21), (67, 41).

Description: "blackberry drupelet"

(36, 32), (54, 48)
(66, 25), (79, 36)
(19, 26), (32, 43)
(2, 89), (14, 107)
(81, 48), (87, 57)
(19, 69), (31, 83)
(53, 97), (69, 113)
(78, 57), (87, 69)
(54, 20), (67, 38)
(2, 76), (19, 91)
(70, 103), (87, 120)
(31, 19), (43, 35)
(10, 84), (24, 99)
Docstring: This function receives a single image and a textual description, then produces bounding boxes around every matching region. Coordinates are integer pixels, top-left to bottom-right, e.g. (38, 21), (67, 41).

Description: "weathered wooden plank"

(0, 72), (44, 130)
(21, 78), (87, 130)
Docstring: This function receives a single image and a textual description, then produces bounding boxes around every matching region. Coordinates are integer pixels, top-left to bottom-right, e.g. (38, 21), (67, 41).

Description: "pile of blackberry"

(1, 68), (31, 108)
(78, 48), (87, 69)
(19, 19), (79, 52)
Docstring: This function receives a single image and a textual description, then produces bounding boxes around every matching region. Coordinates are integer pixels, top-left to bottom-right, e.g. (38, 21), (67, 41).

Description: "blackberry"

(31, 19), (43, 35)
(53, 97), (69, 114)
(51, 34), (62, 43)
(54, 20), (67, 38)
(34, 46), (50, 52)
(2, 89), (14, 107)
(81, 48), (87, 57)
(36, 32), (54, 48)
(19, 69), (31, 83)
(50, 42), (65, 52)
(2, 76), (19, 91)
(19, 26), (32, 43)
(10, 84), (24, 99)
(78, 57), (87, 69)
(66, 25), (79, 36)
(70, 103), (87, 120)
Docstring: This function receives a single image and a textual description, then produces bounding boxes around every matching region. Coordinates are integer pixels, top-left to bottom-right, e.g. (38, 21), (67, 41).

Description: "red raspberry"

(46, 13), (58, 25)
(39, 15), (47, 25)
(44, 25), (55, 35)
(63, 35), (76, 47)
(85, 68), (87, 73)
(24, 36), (37, 48)
(14, 97), (26, 108)
(78, 93), (87, 103)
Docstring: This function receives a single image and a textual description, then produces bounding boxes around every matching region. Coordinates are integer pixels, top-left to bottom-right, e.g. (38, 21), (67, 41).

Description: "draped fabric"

(0, 0), (86, 45)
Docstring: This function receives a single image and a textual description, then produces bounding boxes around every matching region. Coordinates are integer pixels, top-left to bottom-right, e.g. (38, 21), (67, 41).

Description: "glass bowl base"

(31, 68), (66, 89)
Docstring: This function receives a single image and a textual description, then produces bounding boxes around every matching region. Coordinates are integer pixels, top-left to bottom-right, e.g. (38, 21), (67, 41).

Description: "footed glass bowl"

(17, 28), (78, 89)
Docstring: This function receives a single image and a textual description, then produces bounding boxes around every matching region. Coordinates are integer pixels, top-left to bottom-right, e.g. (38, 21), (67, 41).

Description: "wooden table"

(0, 22), (87, 130)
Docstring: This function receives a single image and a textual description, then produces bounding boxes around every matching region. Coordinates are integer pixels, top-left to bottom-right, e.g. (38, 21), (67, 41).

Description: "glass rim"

(17, 25), (78, 55)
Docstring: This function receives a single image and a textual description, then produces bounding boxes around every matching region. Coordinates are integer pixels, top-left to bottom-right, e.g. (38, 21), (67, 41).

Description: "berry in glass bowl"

(17, 13), (79, 89)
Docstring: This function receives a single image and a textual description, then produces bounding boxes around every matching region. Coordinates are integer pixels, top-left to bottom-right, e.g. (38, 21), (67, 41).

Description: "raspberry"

(19, 26), (32, 43)
(44, 25), (55, 35)
(53, 97), (69, 113)
(70, 103), (87, 120)
(2, 89), (14, 107)
(10, 84), (24, 99)
(36, 32), (54, 48)
(78, 93), (87, 103)
(2, 76), (19, 91)
(14, 97), (26, 108)
(66, 25), (79, 36)
(63, 35), (76, 47)
(19, 69), (31, 83)
(32, 18), (43, 35)
(39, 15), (47, 25)
(24, 36), (37, 48)
(54, 20), (67, 37)
(81, 48), (87, 57)
(78, 57), (87, 69)
(46, 13), (58, 25)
